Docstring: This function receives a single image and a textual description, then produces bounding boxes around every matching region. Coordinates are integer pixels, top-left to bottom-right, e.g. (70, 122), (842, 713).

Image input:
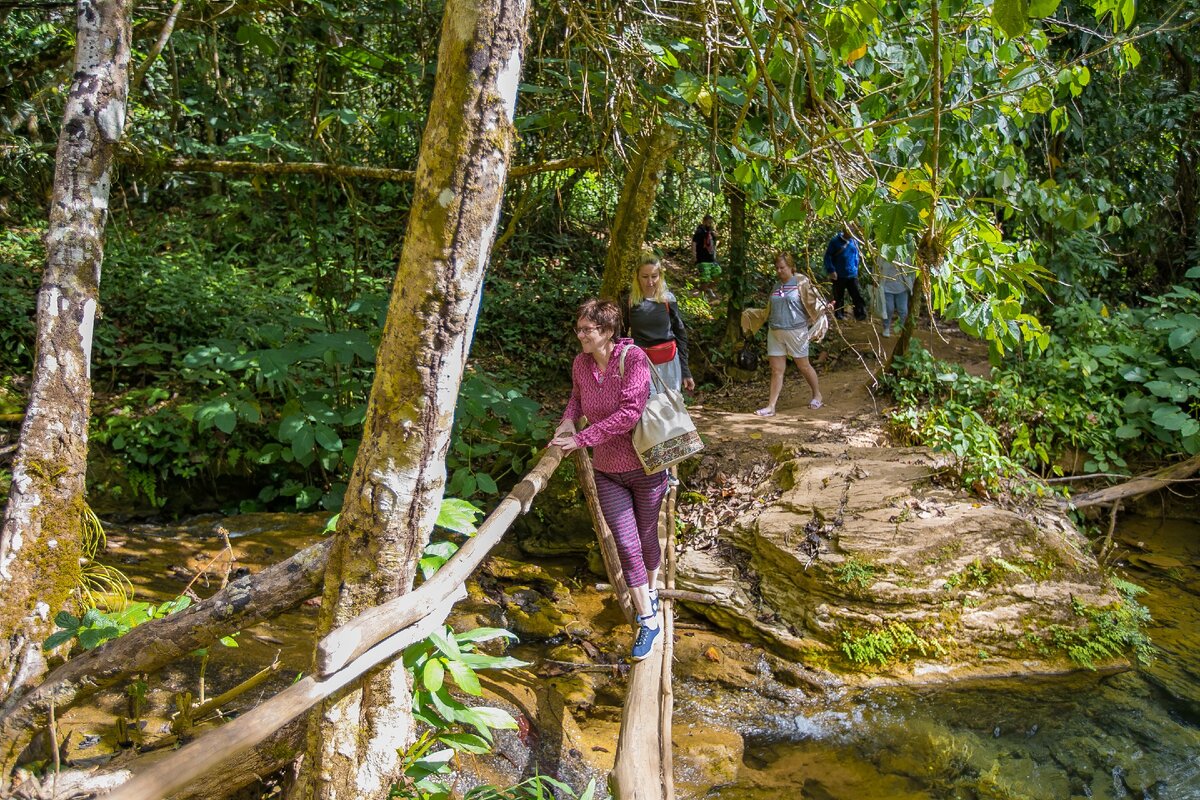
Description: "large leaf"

(993, 0), (1031, 37)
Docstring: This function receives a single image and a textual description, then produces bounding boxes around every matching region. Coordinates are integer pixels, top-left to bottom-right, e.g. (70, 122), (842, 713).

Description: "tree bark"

(1068, 454), (1200, 510)
(297, 0), (531, 796)
(0, 0), (131, 715)
(599, 123), (678, 301)
(0, 539), (333, 776)
(141, 155), (599, 183)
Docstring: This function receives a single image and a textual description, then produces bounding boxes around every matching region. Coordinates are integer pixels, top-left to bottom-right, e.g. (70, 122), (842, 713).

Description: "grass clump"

(841, 621), (947, 668)
(833, 557), (879, 591)
(1049, 577), (1153, 670)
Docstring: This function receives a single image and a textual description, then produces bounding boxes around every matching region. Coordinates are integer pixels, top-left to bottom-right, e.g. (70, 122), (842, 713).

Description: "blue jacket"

(823, 234), (859, 279)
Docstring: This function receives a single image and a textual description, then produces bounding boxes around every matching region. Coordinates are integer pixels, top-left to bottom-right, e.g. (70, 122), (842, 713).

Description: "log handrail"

(102, 445), (565, 800)
(98, 440), (687, 800)
(317, 446), (564, 675)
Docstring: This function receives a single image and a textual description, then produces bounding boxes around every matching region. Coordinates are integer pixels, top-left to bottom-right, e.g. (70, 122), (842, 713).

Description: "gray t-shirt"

(879, 257), (915, 294)
(768, 277), (809, 331)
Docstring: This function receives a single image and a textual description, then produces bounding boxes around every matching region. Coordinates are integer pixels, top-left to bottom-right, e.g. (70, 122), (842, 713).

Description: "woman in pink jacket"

(551, 298), (667, 661)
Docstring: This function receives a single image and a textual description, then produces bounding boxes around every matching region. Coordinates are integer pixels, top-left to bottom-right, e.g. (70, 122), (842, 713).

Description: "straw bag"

(619, 346), (704, 474)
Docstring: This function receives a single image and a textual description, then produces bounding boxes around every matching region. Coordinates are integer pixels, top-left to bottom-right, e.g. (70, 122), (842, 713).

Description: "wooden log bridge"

(101, 445), (684, 800)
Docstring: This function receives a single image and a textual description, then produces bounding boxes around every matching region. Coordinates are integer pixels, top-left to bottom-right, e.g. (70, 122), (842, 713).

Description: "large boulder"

(677, 443), (1132, 684)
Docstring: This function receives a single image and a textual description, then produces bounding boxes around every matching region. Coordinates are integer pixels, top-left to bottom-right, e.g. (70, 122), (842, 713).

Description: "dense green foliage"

(2, 0), (1196, 516)
(882, 273), (1200, 493)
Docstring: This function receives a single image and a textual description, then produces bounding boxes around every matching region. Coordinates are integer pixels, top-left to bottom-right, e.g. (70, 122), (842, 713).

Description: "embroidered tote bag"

(619, 347), (704, 474)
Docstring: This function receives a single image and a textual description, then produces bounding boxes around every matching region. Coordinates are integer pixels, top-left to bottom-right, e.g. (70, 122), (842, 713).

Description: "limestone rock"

(678, 443), (1130, 683)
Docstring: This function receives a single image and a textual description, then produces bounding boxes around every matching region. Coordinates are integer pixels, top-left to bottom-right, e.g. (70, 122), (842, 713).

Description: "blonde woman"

(756, 252), (825, 416)
(622, 257), (694, 393)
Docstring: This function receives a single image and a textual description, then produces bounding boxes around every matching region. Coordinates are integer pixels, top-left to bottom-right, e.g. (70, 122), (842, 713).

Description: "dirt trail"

(691, 317), (991, 453)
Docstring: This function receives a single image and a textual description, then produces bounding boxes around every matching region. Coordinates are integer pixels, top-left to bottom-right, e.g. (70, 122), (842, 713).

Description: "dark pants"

(832, 277), (867, 320)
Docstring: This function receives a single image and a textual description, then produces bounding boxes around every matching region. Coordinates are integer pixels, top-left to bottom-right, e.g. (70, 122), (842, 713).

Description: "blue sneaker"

(650, 588), (660, 615)
(632, 617), (660, 661)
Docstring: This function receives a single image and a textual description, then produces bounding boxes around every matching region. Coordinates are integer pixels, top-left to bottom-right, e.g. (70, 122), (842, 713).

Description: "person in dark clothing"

(823, 229), (867, 321)
(692, 215), (719, 280)
(622, 257), (694, 393)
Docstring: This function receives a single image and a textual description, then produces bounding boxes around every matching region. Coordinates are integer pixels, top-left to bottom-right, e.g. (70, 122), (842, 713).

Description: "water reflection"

(695, 516), (1200, 799)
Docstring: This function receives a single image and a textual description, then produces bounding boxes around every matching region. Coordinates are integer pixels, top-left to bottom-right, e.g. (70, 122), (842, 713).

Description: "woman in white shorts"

(755, 252), (825, 417)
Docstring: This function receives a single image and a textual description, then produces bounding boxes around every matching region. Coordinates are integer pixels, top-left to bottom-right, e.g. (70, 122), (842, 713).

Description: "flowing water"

(686, 515), (1200, 799)
(79, 513), (1199, 799)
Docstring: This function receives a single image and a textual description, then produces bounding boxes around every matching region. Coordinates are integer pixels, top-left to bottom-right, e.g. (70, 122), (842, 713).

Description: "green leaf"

(1027, 0), (1061, 16)
(44, 630), (77, 650)
(1114, 425), (1141, 439)
(314, 424), (343, 451)
(54, 611), (81, 630)
(1151, 406), (1191, 432)
(1020, 86), (1053, 114)
(455, 627), (519, 644)
(423, 658), (445, 692)
(290, 422), (315, 460)
(1169, 327), (1197, 351)
(438, 733), (492, 754)
(437, 498), (483, 535)
(219, 635), (239, 647)
(447, 660), (482, 696)
(429, 628), (463, 660)
(296, 485), (322, 509)
(463, 706), (518, 732)
(993, 0), (1031, 38)
(872, 202), (918, 245)
(475, 472), (498, 495)
(278, 413), (307, 442)
(79, 625), (121, 650)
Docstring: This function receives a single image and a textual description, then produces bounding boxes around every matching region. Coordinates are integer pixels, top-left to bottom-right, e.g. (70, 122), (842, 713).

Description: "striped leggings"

(594, 468), (669, 588)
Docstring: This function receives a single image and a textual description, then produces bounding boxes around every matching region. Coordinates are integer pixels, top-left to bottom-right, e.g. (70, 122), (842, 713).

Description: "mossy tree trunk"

(0, 0), (130, 714)
(599, 123), (677, 301)
(294, 0), (530, 797)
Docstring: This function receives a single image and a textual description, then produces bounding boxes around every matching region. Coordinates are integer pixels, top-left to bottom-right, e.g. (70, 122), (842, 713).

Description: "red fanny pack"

(642, 340), (677, 365)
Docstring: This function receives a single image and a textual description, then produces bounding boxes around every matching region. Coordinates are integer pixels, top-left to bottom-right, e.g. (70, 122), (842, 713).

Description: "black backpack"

(736, 338), (760, 371)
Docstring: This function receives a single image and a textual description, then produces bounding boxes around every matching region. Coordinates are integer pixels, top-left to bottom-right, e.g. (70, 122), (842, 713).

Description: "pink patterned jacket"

(560, 339), (650, 473)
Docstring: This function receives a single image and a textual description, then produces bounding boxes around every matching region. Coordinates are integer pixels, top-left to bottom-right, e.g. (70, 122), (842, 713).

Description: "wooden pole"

(573, 449), (636, 625)
(1068, 454), (1200, 510)
(103, 598), (457, 800)
(317, 446), (564, 674)
(660, 475), (678, 800)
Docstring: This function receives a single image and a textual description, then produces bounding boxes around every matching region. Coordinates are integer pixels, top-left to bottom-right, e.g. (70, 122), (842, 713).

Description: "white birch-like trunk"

(0, 0), (130, 717)
(297, 0), (531, 796)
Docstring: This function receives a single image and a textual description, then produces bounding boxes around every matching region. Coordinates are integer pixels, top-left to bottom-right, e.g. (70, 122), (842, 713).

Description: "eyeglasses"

(574, 326), (600, 336)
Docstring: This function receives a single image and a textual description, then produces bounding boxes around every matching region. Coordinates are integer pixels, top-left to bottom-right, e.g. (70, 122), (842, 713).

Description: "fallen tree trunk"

(151, 155), (599, 183)
(104, 603), (454, 800)
(1069, 454), (1200, 510)
(0, 539), (333, 772)
(7, 719), (305, 800)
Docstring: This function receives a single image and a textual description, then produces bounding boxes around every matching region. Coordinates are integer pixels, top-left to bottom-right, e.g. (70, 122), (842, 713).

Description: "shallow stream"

(84, 513), (1198, 799)
(688, 515), (1200, 799)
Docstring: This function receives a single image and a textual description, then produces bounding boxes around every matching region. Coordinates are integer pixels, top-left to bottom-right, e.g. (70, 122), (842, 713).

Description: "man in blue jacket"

(823, 229), (867, 321)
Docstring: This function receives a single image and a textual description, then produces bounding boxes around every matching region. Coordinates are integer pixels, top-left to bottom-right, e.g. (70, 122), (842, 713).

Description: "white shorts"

(767, 327), (811, 359)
